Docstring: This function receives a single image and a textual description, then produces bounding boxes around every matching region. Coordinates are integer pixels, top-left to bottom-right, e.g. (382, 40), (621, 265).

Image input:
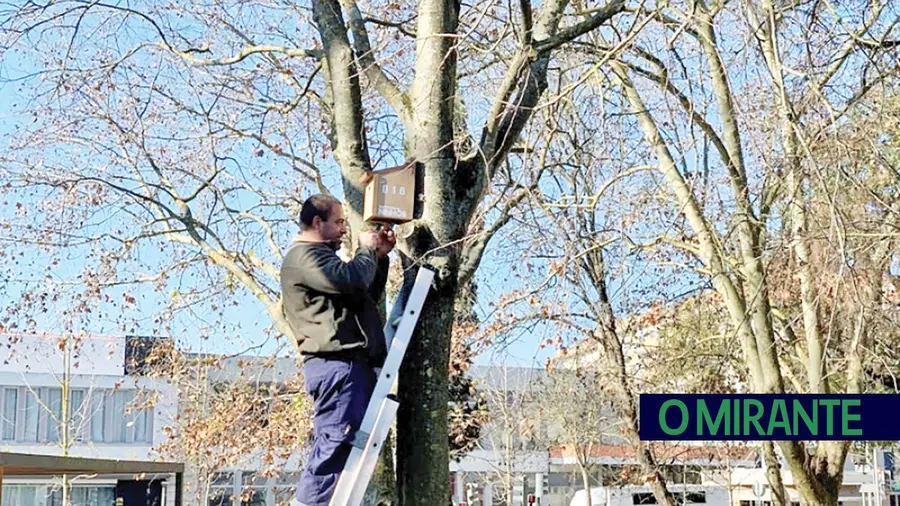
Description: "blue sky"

(0, 0), (750, 371)
(0, 2), (588, 369)
(0, 54), (562, 368)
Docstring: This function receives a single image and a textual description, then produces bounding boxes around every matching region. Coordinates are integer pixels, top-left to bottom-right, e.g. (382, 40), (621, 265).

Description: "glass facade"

(0, 386), (153, 445)
(0, 484), (115, 506)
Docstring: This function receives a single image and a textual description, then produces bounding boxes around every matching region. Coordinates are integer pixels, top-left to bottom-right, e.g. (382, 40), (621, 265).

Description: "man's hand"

(359, 230), (381, 250)
(376, 225), (396, 257)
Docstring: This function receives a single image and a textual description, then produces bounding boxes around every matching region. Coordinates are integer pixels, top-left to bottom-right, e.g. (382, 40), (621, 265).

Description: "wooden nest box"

(363, 161), (422, 224)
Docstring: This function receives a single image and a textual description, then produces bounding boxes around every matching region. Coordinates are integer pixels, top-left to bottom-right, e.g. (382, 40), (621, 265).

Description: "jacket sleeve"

(295, 245), (378, 295)
(368, 256), (390, 303)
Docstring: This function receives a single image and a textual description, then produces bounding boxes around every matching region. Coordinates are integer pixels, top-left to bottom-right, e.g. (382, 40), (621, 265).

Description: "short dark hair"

(300, 194), (341, 228)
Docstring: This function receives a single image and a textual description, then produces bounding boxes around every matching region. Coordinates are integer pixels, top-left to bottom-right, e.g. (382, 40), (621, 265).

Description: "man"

(280, 194), (395, 506)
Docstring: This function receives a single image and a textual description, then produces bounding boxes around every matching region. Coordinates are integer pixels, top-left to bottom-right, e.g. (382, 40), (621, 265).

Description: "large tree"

(602, 2), (899, 505)
(0, 0), (628, 503)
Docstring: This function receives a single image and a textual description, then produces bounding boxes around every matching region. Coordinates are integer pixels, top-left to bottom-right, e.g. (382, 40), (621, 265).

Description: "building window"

(69, 389), (86, 442)
(107, 390), (130, 443)
(40, 388), (89, 444)
(22, 388), (39, 442)
(634, 493), (657, 504)
(205, 470), (301, 506)
(240, 472), (267, 506)
(90, 391), (106, 442)
(45, 388), (63, 442)
(92, 389), (153, 444)
(47, 484), (116, 506)
(641, 492), (705, 505)
(0, 386), (153, 445)
(133, 403), (152, 443)
(685, 492), (707, 504)
(1, 484), (43, 506)
(601, 464), (643, 486)
(274, 472), (300, 506)
(663, 465), (702, 485)
(72, 485), (116, 505)
(1, 387), (17, 440)
(209, 472), (234, 506)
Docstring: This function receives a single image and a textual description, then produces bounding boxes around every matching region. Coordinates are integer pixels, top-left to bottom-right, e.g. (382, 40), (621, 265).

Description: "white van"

(569, 485), (730, 506)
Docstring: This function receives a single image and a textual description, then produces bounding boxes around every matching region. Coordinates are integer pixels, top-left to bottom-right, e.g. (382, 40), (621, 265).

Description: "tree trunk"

(695, 6), (784, 396)
(575, 449), (594, 506)
(396, 253), (459, 505)
(308, 0), (624, 502)
(507, 432), (515, 506)
(62, 474), (71, 506)
(581, 249), (676, 506)
(62, 339), (72, 506)
(581, 464), (593, 506)
(748, 3), (849, 505)
(395, 0), (465, 493)
(612, 39), (814, 506)
(762, 442), (788, 506)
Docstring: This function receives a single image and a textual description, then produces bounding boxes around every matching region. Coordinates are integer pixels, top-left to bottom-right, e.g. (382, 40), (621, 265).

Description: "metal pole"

(876, 447), (883, 506)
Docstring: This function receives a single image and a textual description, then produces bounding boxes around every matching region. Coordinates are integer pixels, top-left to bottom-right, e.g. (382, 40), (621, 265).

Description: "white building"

(729, 456), (897, 506)
(0, 332), (179, 505)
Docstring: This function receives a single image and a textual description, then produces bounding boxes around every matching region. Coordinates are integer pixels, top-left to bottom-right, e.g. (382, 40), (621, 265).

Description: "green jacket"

(280, 241), (389, 366)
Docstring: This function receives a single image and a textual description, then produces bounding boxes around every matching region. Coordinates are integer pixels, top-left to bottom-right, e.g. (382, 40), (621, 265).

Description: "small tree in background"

(140, 340), (313, 506)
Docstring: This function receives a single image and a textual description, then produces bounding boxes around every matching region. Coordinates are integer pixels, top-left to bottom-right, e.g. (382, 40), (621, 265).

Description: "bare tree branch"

(533, 0), (625, 54)
(160, 43), (321, 66)
(478, 0), (626, 188)
(519, 0), (534, 45)
(341, 0), (413, 127)
(313, 0), (373, 229)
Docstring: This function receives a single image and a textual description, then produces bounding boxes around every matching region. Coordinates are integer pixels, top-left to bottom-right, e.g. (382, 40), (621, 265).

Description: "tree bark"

(695, 4), (784, 395)
(610, 61), (765, 386)
(396, 250), (459, 505)
(746, 0), (826, 397)
(311, 0), (372, 236)
(762, 442), (788, 506)
(747, 3), (849, 504)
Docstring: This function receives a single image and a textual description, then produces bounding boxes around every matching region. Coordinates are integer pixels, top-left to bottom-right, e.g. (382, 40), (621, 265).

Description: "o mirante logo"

(639, 394), (895, 441)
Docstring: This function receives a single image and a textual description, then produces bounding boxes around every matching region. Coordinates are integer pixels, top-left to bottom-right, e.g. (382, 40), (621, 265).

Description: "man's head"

(299, 194), (346, 246)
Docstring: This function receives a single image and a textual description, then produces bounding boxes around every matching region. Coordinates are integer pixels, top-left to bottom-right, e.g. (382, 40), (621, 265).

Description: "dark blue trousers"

(295, 356), (376, 506)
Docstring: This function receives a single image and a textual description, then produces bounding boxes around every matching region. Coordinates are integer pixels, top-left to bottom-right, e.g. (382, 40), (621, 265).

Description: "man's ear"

(311, 215), (322, 229)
